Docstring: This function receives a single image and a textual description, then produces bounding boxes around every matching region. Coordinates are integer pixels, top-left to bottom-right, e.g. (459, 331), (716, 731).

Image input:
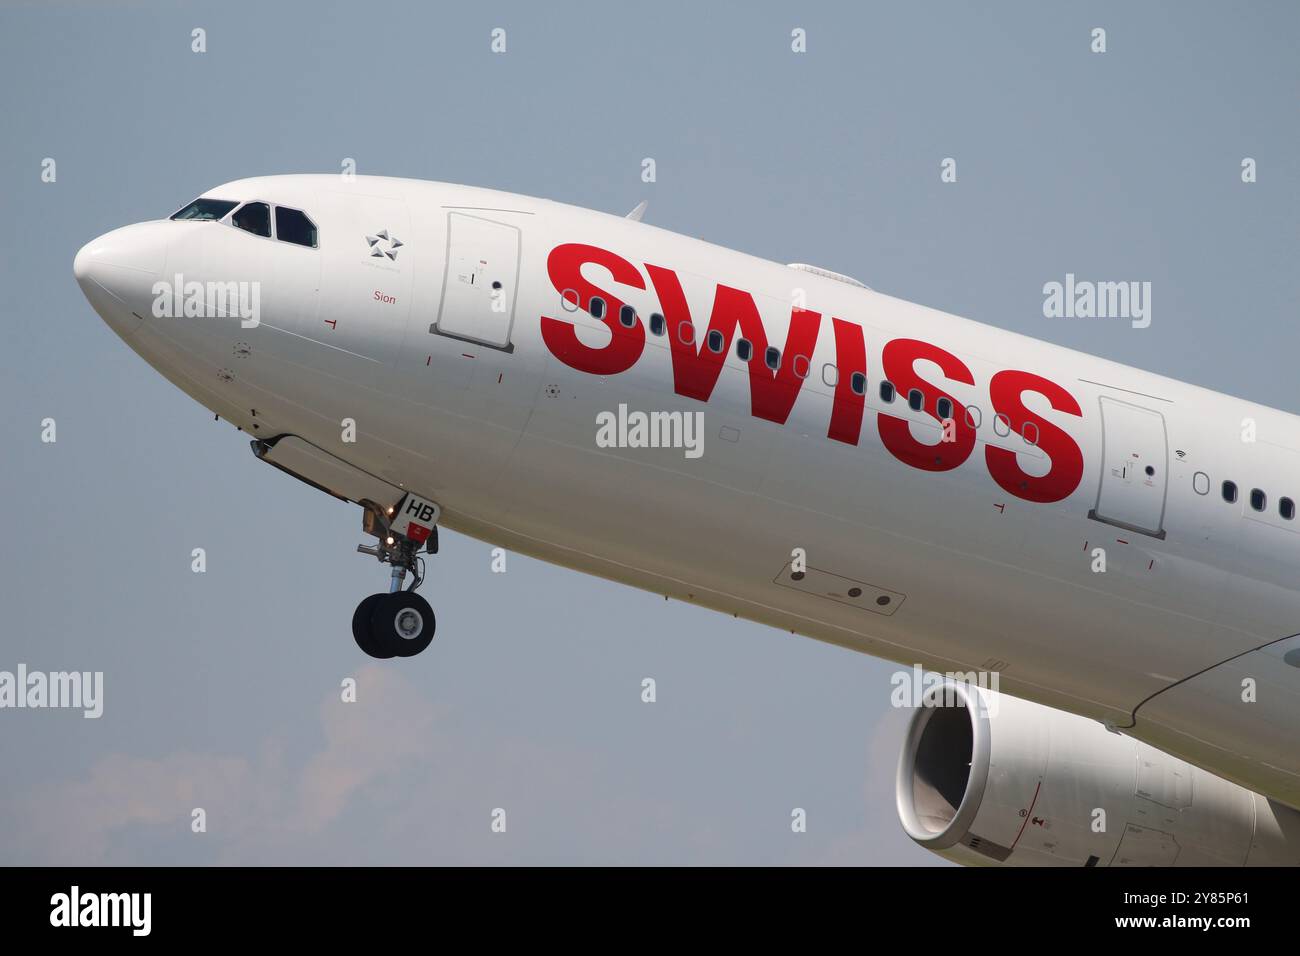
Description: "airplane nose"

(74, 222), (169, 327)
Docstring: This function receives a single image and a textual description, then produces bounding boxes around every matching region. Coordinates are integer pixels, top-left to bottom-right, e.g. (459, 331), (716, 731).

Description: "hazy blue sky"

(1, 0), (1296, 865)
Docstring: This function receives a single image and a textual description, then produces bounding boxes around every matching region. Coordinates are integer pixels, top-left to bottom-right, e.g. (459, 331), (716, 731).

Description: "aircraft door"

(432, 212), (520, 351)
(1088, 396), (1169, 538)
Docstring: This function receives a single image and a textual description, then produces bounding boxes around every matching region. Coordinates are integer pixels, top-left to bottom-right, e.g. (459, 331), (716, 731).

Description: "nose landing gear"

(351, 495), (440, 659)
(352, 589), (435, 659)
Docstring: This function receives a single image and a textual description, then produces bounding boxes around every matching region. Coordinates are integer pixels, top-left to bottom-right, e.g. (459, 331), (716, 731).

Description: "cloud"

(4, 666), (930, 865)
(7, 665), (440, 864)
(4, 664), (730, 865)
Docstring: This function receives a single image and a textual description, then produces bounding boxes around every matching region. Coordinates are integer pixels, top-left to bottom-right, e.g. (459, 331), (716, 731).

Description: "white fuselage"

(74, 175), (1300, 811)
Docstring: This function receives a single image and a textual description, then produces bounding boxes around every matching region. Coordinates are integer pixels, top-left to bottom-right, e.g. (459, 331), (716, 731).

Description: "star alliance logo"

(365, 229), (403, 261)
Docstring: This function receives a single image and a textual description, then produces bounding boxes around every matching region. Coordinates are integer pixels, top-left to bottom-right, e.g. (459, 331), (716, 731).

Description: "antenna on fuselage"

(625, 200), (648, 222)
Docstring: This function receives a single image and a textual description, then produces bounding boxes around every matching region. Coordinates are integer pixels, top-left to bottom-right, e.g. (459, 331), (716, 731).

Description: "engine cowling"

(895, 681), (1300, 866)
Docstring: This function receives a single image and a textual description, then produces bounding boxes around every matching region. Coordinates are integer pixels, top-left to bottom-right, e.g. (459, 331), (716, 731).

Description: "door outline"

(431, 212), (521, 353)
(1087, 396), (1169, 539)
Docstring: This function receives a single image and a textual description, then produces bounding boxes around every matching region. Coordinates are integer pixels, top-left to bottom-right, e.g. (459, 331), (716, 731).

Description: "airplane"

(74, 174), (1300, 866)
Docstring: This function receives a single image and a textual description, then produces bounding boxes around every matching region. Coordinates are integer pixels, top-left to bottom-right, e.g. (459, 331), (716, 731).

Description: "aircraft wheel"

(352, 593), (395, 659)
(369, 590), (436, 658)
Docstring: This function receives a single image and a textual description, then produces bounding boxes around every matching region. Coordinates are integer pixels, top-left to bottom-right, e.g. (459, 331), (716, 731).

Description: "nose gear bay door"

(1088, 396), (1169, 539)
(432, 212), (520, 351)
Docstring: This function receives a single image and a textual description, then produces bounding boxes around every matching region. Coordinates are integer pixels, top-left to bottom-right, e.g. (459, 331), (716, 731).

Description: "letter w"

(646, 264), (821, 424)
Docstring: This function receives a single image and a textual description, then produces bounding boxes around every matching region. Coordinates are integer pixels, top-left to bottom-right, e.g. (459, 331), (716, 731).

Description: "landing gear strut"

(351, 495), (440, 659)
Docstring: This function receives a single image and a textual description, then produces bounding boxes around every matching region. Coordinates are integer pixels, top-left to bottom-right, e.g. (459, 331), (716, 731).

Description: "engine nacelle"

(895, 681), (1300, 866)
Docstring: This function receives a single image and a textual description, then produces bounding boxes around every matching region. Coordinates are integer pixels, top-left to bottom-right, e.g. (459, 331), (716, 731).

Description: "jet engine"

(895, 681), (1300, 866)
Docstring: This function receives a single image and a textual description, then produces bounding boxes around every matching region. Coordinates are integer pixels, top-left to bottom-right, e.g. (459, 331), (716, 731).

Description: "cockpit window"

(231, 202), (271, 238)
(275, 207), (318, 248)
(170, 198), (238, 221)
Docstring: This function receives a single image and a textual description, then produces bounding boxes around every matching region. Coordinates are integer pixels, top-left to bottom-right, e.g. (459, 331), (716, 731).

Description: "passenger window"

(619, 304), (637, 329)
(965, 405), (982, 429)
(1222, 481), (1238, 504)
(1250, 488), (1267, 512)
(1282, 497), (1296, 520)
(1023, 421), (1039, 447)
(879, 380), (896, 403)
(677, 322), (695, 345)
(850, 371), (866, 396)
(907, 388), (923, 412)
(649, 313), (665, 336)
(706, 329), (725, 353)
(1192, 472), (1210, 495)
(231, 202), (271, 237)
(736, 339), (753, 362)
(171, 197), (238, 221)
(764, 346), (780, 370)
(993, 412), (1012, 437)
(589, 296), (606, 319)
(793, 354), (811, 378)
(936, 397), (953, 420)
(822, 363), (838, 388)
(274, 207), (318, 247)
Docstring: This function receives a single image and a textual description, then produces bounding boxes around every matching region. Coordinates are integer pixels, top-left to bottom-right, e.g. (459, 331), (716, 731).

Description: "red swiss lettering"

(827, 318), (866, 445)
(985, 369), (1084, 503)
(540, 243), (645, 375)
(877, 338), (976, 471)
(644, 265), (820, 424)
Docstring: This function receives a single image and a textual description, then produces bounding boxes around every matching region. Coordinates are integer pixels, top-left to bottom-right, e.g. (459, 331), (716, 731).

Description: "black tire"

(369, 590), (436, 658)
(352, 593), (395, 659)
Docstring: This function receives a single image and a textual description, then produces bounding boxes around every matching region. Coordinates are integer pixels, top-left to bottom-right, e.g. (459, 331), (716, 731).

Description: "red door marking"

(1009, 780), (1043, 851)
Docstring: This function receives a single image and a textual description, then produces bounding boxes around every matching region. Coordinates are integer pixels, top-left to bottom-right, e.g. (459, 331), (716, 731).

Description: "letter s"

(985, 369), (1084, 503)
(540, 243), (646, 375)
(877, 338), (976, 471)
